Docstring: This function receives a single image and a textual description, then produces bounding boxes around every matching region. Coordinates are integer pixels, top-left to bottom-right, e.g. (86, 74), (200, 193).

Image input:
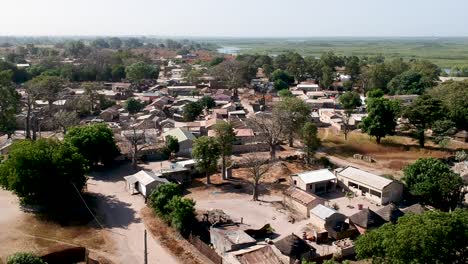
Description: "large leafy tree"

(360, 97), (400, 144)
(149, 183), (181, 216)
(403, 94), (445, 147)
(0, 70), (20, 138)
(213, 121), (236, 180)
(429, 80), (468, 130)
(338, 91), (362, 140)
(166, 196), (196, 234)
(274, 97), (311, 147)
(164, 135), (179, 156)
(182, 101), (203, 121)
(28, 75), (65, 109)
(301, 122), (320, 164)
(211, 60), (249, 95)
(248, 112), (286, 160)
(355, 210), (468, 264)
(270, 69), (295, 86)
(199, 96), (216, 109)
(192, 136), (220, 185)
(403, 158), (464, 211)
(64, 124), (119, 168)
(0, 139), (87, 208)
(125, 61), (157, 82)
(387, 70), (432, 95)
(125, 98), (145, 114)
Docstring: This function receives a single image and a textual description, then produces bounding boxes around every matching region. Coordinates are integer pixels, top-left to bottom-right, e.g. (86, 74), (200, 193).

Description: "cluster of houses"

(205, 166), (427, 264)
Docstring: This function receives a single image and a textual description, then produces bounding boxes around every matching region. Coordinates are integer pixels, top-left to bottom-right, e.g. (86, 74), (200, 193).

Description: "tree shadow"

(89, 192), (141, 229)
(211, 177), (272, 197)
(88, 161), (144, 183)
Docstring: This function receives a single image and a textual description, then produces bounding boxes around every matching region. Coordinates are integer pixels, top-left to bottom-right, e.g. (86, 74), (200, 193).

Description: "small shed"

(274, 234), (315, 263)
(291, 169), (337, 194)
(309, 204), (347, 230)
(123, 170), (169, 197)
(210, 225), (257, 254)
(283, 187), (324, 218)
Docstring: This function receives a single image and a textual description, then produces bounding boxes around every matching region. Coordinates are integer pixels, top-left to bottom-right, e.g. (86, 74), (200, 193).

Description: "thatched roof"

(401, 203), (427, 215)
(349, 209), (385, 229)
(274, 234), (314, 257)
(375, 204), (404, 223)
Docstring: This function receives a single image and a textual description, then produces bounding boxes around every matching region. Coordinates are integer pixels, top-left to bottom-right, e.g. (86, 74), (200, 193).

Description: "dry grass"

(141, 207), (210, 264)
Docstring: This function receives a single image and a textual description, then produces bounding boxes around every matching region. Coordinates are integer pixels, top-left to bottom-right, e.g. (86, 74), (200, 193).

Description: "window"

(359, 186), (369, 194)
(294, 180), (297, 185)
(370, 189), (381, 198)
(349, 181), (358, 188)
(310, 185), (313, 190)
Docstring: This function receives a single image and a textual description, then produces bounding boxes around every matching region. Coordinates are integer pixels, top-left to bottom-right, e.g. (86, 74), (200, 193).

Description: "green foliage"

(64, 124), (119, 167)
(166, 196), (196, 233)
(199, 96), (216, 109)
(7, 252), (45, 264)
(0, 139), (87, 208)
(270, 69), (294, 85)
(360, 98), (400, 143)
(431, 119), (456, 143)
(273, 79), (289, 90)
(301, 122), (320, 163)
(403, 158), (464, 211)
(355, 210), (468, 264)
(192, 136), (221, 184)
(125, 98), (145, 114)
(149, 183), (181, 216)
(320, 66), (334, 89)
(182, 101), (203, 121)
(213, 122), (236, 157)
(429, 80), (468, 130)
(403, 94), (445, 147)
(125, 61), (157, 82)
(0, 71), (20, 136)
(278, 89), (293, 98)
(387, 70), (432, 95)
(209, 57), (224, 67)
(339, 91), (362, 114)
(165, 135), (179, 155)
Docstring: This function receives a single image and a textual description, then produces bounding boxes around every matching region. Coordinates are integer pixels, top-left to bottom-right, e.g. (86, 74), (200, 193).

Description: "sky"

(2, 0), (468, 37)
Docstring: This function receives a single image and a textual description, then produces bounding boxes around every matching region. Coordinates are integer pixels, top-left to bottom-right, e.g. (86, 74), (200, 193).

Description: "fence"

(188, 234), (223, 264)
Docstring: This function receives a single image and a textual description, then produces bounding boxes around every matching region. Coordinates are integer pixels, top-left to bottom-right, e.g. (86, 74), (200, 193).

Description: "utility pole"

(144, 229), (148, 264)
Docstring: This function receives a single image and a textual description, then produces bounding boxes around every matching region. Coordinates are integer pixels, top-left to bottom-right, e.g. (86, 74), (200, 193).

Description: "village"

(0, 35), (467, 264)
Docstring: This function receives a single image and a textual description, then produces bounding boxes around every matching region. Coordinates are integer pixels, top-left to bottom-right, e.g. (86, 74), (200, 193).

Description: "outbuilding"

(283, 187), (324, 218)
(123, 170), (169, 197)
(291, 169), (337, 194)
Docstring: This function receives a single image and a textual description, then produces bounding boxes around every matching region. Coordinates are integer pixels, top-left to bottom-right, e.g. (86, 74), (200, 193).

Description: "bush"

(7, 252), (45, 264)
(149, 183), (180, 216)
(166, 196), (196, 234)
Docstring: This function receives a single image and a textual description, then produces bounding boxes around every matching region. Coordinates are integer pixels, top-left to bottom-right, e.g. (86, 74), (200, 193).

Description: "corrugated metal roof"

(284, 187), (321, 205)
(338, 167), (393, 190)
(293, 169), (336, 184)
(310, 204), (337, 220)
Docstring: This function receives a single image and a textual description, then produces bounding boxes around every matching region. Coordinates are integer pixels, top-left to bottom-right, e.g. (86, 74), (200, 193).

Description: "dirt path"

(87, 166), (180, 264)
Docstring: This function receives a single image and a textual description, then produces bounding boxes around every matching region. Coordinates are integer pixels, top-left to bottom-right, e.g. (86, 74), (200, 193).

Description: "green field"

(207, 37), (468, 68)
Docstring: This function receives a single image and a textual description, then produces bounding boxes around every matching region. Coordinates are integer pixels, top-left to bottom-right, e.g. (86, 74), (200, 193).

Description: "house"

(296, 83), (321, 92)
(175, 159), (198, 175)
(291, 169), (337, 194)
(229, 110), (247, 119)
(283, 187), (324, 218)
(401, 203), (427, 215)
(210, 225), (257, 254)
(274, 234), (316, 263)
(167, 86), (197, 96)
(123, 170), (169, 197)
(309, 204), (347, 231)
(375, 204), (404, 223)
(99, 108), (120, 122)
(226, 245), (283, 264)
(349, 209), (385, 234)
(306, 98), (336, 109)
(162, 128), (196, 155)
(153, 165), (191, 184)
(234, 128), (256, 145)
(335, 167), (403, 205)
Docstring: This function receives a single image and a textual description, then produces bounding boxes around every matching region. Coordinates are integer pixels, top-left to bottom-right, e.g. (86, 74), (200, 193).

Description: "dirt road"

(87, 165), (179, 264)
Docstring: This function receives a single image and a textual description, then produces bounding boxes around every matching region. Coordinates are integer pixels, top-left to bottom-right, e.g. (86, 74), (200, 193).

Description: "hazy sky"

(2, 0), (468, 37)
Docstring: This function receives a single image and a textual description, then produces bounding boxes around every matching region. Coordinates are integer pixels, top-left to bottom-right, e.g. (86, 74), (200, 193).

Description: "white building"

(291, 169), (337, 194)
(335, 167), (403, 205)
(123, 170), (169, 197)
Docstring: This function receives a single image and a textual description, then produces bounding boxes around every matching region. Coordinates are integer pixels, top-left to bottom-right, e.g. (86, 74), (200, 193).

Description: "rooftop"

(337, 167), (393, 190)
(124, 170), (169, 186)
(310, 204), (338, 220)
(292, 169), (336, 184)
(284, 187), (322, 206)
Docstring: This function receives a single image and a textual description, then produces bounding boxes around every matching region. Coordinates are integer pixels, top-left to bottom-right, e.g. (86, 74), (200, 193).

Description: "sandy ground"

(0, 189), (113, 263)
(88, 165), (180, 264)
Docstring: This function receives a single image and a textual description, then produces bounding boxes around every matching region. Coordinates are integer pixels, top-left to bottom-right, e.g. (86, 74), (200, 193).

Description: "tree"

(111, 64), (126, 81)
(7, 252), (45, 264)
(270, 69), (294, 85)
(199, 96), (216, 109)
(345, 56), (361, 83)
(125, 62), (157, 82)
(149, 183), (181, 216)
(122, 126), (156, 168)
(431, 119), (456, 144)
(243, 154), (270, 201)
(213, 122), (236, 180)
(301, 122), (320, 164)
(368, 63), (394, 93)
(211, 60), (249, 95)
(164, 135), (179, 156)
(192, 136), (220, 185)
(429, 80), (468, 130)
(108, 37), (123, 49)
(339, 91), (362, 140)
(285, 52), (306, 82)
(91, 38), (110, 49)
(182, 101), (203, 121)
(248, 113), (286, 160)
(360, 97), (400, 144)
(278, 89), (293, 98)
(0, 70), (20, 138)
(355, 210), (468, 264)
(387, 70), (431, 95)
(166, 196), (196, 234)
(403, 94), (445, 147)
(403, 158), (464, 211)
(82, 82), (100, 112)
(274, 97), (311, 147)
(320, 66), (334, 89)
(28, 75), (65, 109)
(125, 98), (144, 114)
(53, 110), (79, 133)
(64, 124), (119, 167)
(0, 139), (87, 209)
